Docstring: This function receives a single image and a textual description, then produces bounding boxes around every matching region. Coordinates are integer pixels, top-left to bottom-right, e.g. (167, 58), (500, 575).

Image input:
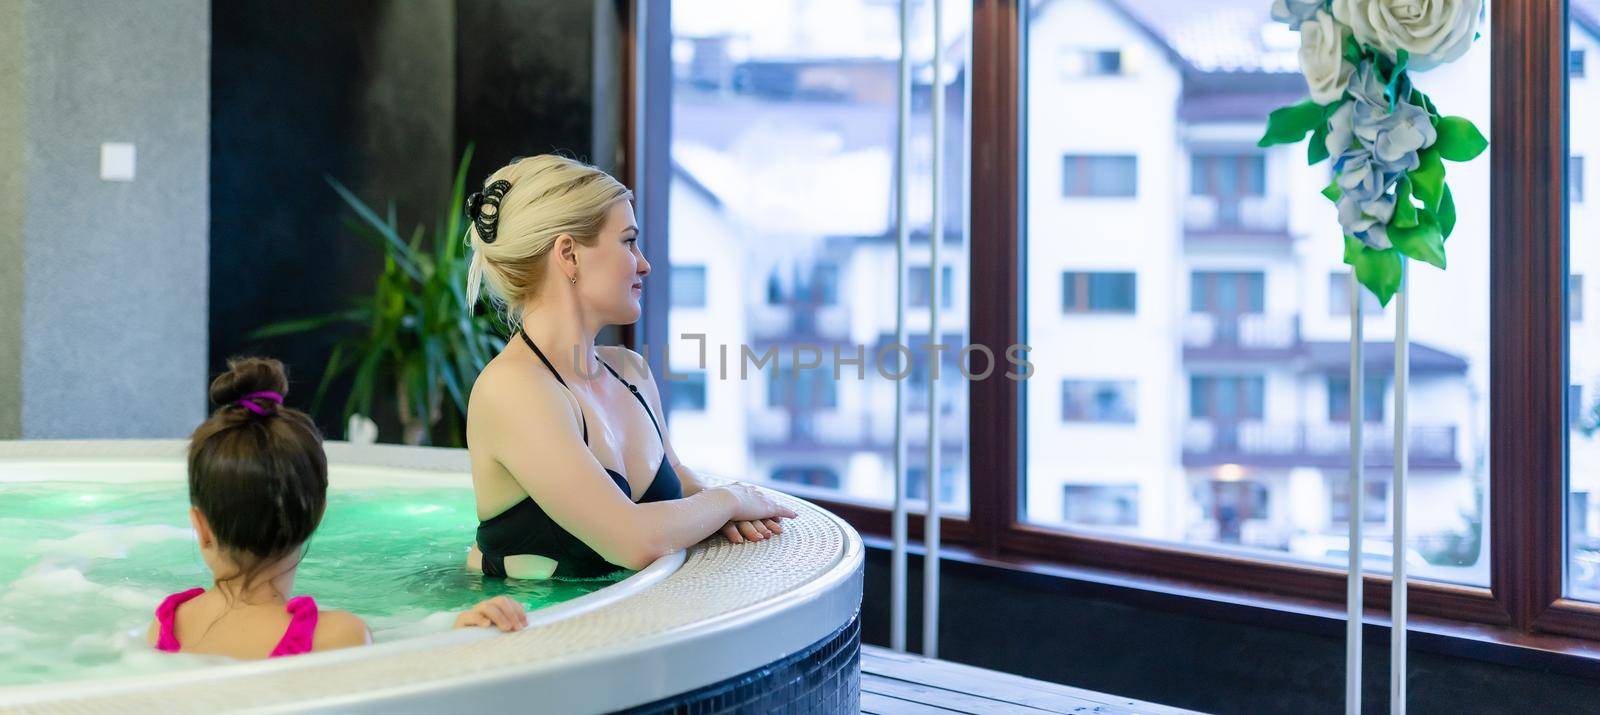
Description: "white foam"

(30, 524), (193, 559)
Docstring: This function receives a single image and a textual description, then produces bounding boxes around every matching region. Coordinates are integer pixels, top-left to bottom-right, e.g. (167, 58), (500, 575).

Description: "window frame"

(635, 0), (1593, 644)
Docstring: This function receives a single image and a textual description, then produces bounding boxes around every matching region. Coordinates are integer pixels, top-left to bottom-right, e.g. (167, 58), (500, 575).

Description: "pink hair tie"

(236, 391), (284, 416)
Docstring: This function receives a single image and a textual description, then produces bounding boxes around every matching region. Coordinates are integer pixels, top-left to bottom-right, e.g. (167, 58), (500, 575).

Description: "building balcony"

(750, 303), (853, 342)
(1183, 313), (1301, 359)
(1184, 195), (1291, 242)
(1182, 420), (1460, 470)
(751, 407), (966, 453)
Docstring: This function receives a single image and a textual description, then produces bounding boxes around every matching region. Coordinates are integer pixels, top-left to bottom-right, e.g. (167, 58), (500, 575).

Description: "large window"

(1024, 0), (1489, 587)
(653, 0), (1593, 642)
(667, 0), (971, 513)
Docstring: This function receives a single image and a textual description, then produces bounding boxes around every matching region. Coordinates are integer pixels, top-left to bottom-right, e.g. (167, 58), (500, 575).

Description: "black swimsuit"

(475, 332), (684, 578)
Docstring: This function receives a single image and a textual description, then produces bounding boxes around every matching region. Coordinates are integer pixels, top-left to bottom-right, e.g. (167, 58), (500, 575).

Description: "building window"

(768, 367), (837, 410)
(1062, 155), (1137, 197)
(1330, 478), (1389, 524)
(1328, 376), (1387, 422)
(1197, 480), (1270, 544)
(671, 265), (707, 308)
(1574, 156), (1586, 204)
(1329, 271), (1385, 315)
(1574, 49), (1588, 78)
(766, 269), (783, 304)
(907, 465), (959, 505)
(1063, 484), (1139, 527)
(770, 466), (841, 490)
(1189, 375), (1266, 420)
(1573, 384), (1587, 428)
(667, 372), (707, 412)
(1062, 271), (1136, 313)
(1062, 48), (1124, 77)
(813, 263), (840, 306)
(910, 266), (954, 308)
(1191, 271), (1265, 314)
(1574, 274), (1585, 323)
(1191, 154), (1266, 197)
(1062, 380), (1137, 423)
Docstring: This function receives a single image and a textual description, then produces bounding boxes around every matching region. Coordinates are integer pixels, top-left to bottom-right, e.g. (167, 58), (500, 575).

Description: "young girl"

(147, 357), (527, 660)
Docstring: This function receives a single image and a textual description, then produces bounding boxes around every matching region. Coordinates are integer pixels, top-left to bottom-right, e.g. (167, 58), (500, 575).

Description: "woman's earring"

(570, 273), (578, 285)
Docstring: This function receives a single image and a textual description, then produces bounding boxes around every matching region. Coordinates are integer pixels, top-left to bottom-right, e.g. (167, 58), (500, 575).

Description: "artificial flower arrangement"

(1260, 0), (1488, 305)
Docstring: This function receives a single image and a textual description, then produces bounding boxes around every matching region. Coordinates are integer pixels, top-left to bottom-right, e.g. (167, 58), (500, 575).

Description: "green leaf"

(1409, 87), (1439, 117)
(1409, 148), (1445, 210)
(1433, 116), (1488, 162)
(1322, 179), (1343, 203)
(1344, 238), (1404, 307)
(1343, 35), (1364, 64)
(1385, 50), (1409, 112)
(1309, 120), (1331, 165)
(1259, 100), (1326, 147)
(1392, 176), (1418, 229)
(326, 177), (424, 282)
(248, 308), (368, 339)
(1390, 211), (1446, 269)
(1438, 184), (1457, 239)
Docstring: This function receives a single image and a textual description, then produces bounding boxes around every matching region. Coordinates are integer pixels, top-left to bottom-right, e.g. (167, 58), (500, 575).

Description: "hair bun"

(209, 356), (290, 408)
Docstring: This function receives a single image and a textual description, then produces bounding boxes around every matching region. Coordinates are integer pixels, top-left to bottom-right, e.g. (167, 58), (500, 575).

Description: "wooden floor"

(861, 646), (1205, 714)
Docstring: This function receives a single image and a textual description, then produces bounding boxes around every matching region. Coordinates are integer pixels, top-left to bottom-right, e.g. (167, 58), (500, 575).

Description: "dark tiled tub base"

(619, 613), (861, 714)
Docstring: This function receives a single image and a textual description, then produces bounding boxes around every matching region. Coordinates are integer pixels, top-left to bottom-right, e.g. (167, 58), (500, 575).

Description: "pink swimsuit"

(154, 588), (319, 658)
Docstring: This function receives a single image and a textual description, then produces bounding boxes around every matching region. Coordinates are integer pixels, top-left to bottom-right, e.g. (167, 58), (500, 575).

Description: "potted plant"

(252, 146), (508, 446)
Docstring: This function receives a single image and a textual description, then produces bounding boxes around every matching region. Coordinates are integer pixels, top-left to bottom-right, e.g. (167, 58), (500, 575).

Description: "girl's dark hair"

(188, 357), (327, 596)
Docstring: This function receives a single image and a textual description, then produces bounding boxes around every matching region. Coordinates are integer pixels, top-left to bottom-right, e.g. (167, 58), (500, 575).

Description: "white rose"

(1299, 11), (1355, 104)
(1332, 0), (1481, 71)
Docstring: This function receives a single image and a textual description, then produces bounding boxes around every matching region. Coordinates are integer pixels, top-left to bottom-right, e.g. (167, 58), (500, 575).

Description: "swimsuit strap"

(268, 596), (319, 658)
(520, 331), (589, 444)
(599, 359), (665, 443)
(154, 587), (206, 653)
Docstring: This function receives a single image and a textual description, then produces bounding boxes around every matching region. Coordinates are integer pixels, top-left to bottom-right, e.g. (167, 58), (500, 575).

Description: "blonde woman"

(462, 155), (795, 580)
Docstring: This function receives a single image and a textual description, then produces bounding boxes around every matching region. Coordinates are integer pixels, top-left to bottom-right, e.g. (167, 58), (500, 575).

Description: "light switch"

(100, 143), (135, 181)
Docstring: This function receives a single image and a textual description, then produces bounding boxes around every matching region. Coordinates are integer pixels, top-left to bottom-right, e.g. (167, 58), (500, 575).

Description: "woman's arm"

(474, 361), (789, 570)
(601, 348), (786, 542)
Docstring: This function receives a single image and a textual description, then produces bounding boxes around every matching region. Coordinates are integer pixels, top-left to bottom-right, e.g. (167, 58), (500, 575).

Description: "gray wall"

(0, 0), (210, 438)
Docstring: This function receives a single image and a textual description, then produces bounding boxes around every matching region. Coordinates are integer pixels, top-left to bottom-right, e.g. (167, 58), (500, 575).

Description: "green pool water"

(0, 478), (627, 687)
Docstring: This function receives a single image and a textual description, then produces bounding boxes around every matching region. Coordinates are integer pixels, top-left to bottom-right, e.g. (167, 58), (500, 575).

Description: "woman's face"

(576, 200), (649, 324)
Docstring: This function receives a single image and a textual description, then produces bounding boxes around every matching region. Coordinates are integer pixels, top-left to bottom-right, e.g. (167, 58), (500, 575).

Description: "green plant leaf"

(248, 308), (368, 339)
(326, 177), (424, 282)
(1309, 119), (1331, 165)
(1409, 87), (1439, 117)
(1393, 175), (1418, 229)
(1344, 238), (1403, 307)
(1390, 211), (1446, 269)
(1259, 100), (1326, 147)
(1409, 148), (1444, 210)
(1343, 35), (1363, 64)
(1438, 184), (1457, 239)
(1384, 50), (1409, 112)
(1433, 116), (1488, 162)
(1322, 179), (1342, 203)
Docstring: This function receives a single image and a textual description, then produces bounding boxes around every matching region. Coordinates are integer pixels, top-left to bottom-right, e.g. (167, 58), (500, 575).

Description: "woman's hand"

(453, 596), (528, 632)
(715, 483), (799, 523)
(720, 518), (785, 544)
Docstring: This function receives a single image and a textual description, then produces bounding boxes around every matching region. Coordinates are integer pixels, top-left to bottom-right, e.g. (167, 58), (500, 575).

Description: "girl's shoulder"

(311, 608), (372, 651)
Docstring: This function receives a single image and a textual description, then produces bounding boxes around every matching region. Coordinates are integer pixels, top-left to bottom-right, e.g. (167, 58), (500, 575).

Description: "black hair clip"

(466, 179), (512, 244)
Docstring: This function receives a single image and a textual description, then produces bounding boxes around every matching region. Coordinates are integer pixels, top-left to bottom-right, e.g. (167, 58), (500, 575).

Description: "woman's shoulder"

(469, 349), (585, 437)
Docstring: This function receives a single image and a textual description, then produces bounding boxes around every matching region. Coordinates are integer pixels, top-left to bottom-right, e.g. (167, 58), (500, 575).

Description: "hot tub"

(0, 440), (864, 714)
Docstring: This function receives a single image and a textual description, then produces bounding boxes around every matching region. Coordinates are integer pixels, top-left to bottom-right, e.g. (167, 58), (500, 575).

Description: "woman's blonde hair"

(465, 155), (633, 324)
